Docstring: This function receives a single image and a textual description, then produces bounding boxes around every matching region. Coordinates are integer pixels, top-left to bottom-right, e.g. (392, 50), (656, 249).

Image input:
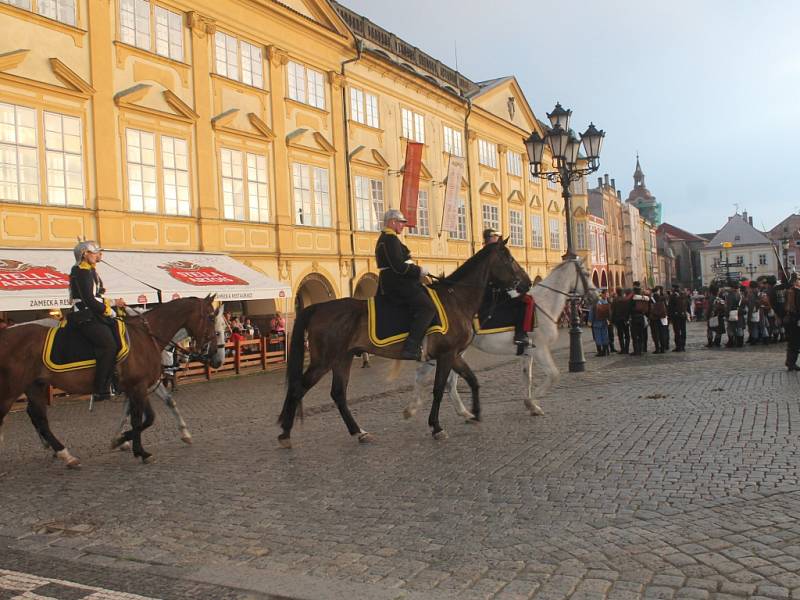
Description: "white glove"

(420, 266), (429, 277)
(507, 289), (520, 299)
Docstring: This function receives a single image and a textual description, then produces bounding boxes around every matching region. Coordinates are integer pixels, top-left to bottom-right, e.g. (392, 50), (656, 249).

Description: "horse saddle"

(367, 287), (448, 347)
(43, 319), (130, 372)
(474, 295), (535, 335)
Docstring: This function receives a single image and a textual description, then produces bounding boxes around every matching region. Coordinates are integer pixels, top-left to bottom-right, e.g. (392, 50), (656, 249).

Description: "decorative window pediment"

(480, 181), (501, 197)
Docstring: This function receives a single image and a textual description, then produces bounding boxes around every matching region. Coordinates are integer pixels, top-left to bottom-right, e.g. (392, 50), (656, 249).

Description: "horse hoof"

(465, 416), (480, 425)
(141, 455), (156, 465)
(358, 432), (375, 444)
(110, 436), (126, 450)
(402, 408), (414, 419)
(278, 436), (292, 449)
(66, 457), (81, 469)
(432, 430), (448, 440)
(119, 441), (132, 452)
(180, 434), (193, 445)
(530, 407), (544, 416)
(457, 411), (475, 420)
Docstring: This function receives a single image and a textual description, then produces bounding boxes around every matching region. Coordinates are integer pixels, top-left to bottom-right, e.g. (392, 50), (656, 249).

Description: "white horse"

(116, 304), (227, 445)
(406, 258), (597, 420)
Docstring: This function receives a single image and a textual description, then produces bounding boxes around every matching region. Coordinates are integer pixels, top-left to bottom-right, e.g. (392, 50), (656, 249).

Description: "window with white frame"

(288, 61), (325, 109)
(758, 253), (768, 265)
(575, 221), (587, 250)
(400, 108), (425, 143)
(549, 217), (560, 249)
(478, 139), (497, 168)
(0, 103), (39, 204)
(547, 178), (557, 190)
(43, 111), (84, 207)
(443, 125), (463, 157)
(408, 189), (430, 236)
(482, 203), (499, 232)
(125, 129), (157, 213)
(215, 31), (263, 88)
(219, 148), (270, 222)
(354, 175), (384, 232)
(350, 87), (379, 128)
(507, 151), (522, 177)
(161, 136), (189, 216)
(292, 162), (330, 227)
(509, 209), (523, 246)
(530, 214), (544, 248)
(120, 0), (184, 61)
(35, 0), (77, 25)
(453, 196), (467, 241)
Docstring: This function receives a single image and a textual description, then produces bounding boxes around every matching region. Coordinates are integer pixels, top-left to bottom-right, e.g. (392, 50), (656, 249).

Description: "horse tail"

(278, 303), (318, 425)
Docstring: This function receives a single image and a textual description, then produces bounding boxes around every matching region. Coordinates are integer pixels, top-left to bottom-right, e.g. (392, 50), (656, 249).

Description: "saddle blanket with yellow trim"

(474, 295), (535, 335)
(367, 287), (448, 347)
(43, 319), (129, 373)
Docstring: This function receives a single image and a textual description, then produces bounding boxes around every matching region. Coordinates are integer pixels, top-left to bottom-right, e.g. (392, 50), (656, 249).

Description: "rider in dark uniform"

(69, 241), (125, 401)
(482, 228), (530, 354)
(375, 209), (435, 361)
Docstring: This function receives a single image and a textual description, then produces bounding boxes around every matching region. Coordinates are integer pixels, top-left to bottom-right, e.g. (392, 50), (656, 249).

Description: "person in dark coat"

(668, 284), (688, 351)
(650, 286), (670, 353)
(69, 241), (126, 402)
(629, 281), (650, 356)
(611, 287), (631, 354)
(784, 273), (800, 370)
(376, 209), (435, 361)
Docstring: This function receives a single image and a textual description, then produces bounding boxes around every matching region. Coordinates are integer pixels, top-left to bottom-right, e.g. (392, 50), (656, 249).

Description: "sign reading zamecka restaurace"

(0, 260), (69, 289)
(158, 261), (249, 286)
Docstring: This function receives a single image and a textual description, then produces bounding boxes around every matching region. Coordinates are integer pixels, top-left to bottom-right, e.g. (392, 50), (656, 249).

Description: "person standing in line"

(668, 284), (688, 352)
(589, 290), (611, 356)
(706, 285), (726, 347)
(784, 274), (800, 371)
(629, 281), (650, 356)
(650, 286), (669, 354)
(746, 281), (762, 345)
(611, 287), (631, 354)
(725, 284), (745, 348)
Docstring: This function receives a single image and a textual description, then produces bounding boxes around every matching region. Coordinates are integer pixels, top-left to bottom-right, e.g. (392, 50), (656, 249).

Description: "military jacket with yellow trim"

(69, 262), (114, 317)
(375, 228), (421, 280)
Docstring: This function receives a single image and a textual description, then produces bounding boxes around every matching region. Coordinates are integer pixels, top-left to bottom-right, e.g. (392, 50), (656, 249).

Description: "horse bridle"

(532, 261), (594, 325)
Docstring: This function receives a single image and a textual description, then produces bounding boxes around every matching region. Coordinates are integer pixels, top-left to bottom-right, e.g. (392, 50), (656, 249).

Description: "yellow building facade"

(0, 0), (573, 320)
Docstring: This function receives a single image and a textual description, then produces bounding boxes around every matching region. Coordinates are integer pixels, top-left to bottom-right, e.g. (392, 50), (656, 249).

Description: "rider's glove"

(420, 267), (429, 277)
(507, 289), (521, 299)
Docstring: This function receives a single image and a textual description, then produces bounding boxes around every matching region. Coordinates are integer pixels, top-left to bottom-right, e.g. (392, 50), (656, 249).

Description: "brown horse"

(278, 239), (531, 446)
(0, 296), (219, 466)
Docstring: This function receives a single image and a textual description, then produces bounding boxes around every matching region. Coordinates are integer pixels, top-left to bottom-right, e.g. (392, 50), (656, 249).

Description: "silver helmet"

(73, 240), (102, 264)
(383, 208), (407, 226)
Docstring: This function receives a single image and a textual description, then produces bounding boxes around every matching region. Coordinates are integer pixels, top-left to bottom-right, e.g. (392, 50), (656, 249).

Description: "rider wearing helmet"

(482, 228), (530, 353)
(375, 209), (435, 361)
(69, 241), (126, 402)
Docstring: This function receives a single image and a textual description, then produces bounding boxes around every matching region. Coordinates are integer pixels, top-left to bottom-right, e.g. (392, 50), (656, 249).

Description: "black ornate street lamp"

(524, 103), (605, 373)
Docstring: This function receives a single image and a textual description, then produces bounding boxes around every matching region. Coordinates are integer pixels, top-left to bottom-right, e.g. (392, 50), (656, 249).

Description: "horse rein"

(138, 314), (216, 363)
(532, 263), (593, 325)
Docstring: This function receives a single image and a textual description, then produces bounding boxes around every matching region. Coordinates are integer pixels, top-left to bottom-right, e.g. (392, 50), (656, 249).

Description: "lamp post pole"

(524, 103), (605, 373)
(722, 241), (733, 286)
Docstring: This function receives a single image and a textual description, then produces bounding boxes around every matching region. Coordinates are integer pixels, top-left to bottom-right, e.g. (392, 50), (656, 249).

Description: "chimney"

(604, 174), (609, 186)
(749, 216), (753, 226)
(598, 177), (603, 187)
(742, 210), (748, 222)
(610, 178), (616, 189)
(617, 190), (622, 200)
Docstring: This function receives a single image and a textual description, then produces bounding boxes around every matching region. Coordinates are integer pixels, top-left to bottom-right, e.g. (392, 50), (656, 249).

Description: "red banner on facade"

(399, 142), (423, 228)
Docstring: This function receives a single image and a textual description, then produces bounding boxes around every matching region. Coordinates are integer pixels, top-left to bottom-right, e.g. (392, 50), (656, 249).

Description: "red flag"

(399, 142), (423, 228)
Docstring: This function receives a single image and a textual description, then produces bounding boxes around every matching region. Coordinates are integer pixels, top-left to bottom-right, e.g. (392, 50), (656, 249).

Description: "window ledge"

(442, 151), (465, 159)
(399, 136), (426, 146)
(348, 119), (383, 133)
(210, 73), (268, 95)
(114, 41), (191, 86)
(0, 3), (86, 47)
(285, 97), (329, 116)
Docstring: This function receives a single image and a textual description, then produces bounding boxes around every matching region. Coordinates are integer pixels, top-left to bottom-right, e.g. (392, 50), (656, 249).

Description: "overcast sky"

(340, 0), (799, 234)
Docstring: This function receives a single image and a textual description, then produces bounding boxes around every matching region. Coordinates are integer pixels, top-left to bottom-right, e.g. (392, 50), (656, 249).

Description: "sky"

(339, 0), (800, 234)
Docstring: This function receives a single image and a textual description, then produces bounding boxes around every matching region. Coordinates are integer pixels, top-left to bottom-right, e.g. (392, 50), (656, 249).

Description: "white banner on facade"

(441, 156), (465, 234)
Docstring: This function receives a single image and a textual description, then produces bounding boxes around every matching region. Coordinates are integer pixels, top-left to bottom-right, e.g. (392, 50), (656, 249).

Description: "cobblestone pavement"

(1, 323), (800, 599)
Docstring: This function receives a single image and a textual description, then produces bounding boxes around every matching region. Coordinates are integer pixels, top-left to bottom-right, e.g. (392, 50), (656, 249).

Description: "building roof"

(657, 222), (706, 242)
(767, 214), (800, 240)
(706, 214), (772, 248)
(468, 76), (514, 97)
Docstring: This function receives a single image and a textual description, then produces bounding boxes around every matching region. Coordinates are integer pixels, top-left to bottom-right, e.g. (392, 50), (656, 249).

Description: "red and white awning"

(0, 249), (155, 311)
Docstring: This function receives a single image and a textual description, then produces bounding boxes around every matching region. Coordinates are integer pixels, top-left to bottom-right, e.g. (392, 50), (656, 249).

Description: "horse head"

(489, 237), (532, 294)
(185, 294), (222, 368)
(571, 258), (598, 303)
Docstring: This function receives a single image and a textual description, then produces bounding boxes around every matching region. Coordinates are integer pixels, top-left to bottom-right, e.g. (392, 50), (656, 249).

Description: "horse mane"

(431, 243), (496, 287)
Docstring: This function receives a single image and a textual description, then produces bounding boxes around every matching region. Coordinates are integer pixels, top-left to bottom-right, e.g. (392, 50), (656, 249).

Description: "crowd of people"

(585, 273), (800, 371)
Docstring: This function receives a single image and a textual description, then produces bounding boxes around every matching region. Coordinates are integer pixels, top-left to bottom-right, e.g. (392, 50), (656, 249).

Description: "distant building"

(625, 156), (662, 226)
(766, 214), (800, 272)
(700, 212), (777, 285)
(657, 223), (706, 289)
(588, 175), (626, 288)
(587, 214), (608, 288)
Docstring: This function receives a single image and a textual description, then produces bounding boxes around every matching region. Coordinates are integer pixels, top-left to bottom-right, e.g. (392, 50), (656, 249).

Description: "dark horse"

(278, 239), (531, 446)
(0, 296), (220, 466)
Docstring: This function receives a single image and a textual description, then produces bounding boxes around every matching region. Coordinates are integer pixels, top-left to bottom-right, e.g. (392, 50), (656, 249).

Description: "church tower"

(626, 155), (662, 225)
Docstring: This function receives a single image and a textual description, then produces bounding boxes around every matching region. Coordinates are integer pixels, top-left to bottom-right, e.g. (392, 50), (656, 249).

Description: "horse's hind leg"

(405, 360), (434, 419)
(278, 362), (330, 445)
(429, 354), (454, 439)
(522, 352), (543, 416)
(154, 383), (191, 444)
(114, 387), (156, 464)
(450, 357), (480, 422)
(25, 383), (79, 468)
(331, 358), (372, 443)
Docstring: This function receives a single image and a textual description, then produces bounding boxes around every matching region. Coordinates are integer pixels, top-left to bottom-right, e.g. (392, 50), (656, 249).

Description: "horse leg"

(115, 396), (133, 451)
(114, 387), (156, 464)
(529, 346), (558, 415)
(451, 356), (480, 423)
(429, 355), (454, 439)
(445, 370), (474, 420)
(154, 383), (191, 444)
(330, 359), (373, 443)
(522, 352), (543, 416)
(278, 362), (330, 448)
(405, 359), (434, 419)
(25, 383), (80, 468)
